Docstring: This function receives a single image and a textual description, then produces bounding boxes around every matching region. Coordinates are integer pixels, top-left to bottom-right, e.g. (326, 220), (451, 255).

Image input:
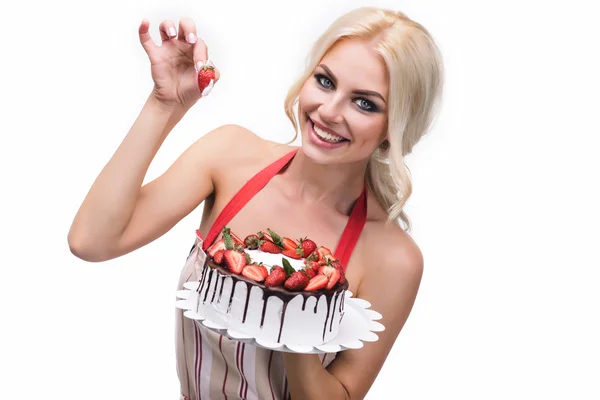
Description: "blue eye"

(315, 74), (334, 89)
(355, 98), (377, 112)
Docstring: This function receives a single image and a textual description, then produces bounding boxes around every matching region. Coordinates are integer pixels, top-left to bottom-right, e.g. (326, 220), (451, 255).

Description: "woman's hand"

(138, 18), (220, 108)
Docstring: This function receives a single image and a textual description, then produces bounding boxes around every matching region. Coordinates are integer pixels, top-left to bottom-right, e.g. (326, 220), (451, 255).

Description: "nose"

(318, 95), (344, 125)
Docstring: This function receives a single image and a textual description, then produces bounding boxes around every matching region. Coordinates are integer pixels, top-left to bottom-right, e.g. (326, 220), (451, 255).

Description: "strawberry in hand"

(137, 18), (220, 108)
(196, 61), (216, 97)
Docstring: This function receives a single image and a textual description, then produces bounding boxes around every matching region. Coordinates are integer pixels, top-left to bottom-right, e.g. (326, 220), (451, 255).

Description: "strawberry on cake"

(194, 227), (348, 346)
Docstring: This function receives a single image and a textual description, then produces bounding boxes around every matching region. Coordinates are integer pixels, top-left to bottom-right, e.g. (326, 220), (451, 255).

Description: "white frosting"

(245, 249), (306, 271)
(196, 258), (345, 346)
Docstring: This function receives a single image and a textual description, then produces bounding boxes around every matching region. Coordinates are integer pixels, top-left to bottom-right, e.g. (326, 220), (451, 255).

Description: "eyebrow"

(318, 64), (387, 104)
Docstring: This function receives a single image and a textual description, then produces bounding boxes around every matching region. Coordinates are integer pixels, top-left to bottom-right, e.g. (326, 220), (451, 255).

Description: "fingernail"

(195, 61), (205, 72)
(202, 80), (215, 97)
(187, 33), (197, 44)
(168, 27), (176, 37)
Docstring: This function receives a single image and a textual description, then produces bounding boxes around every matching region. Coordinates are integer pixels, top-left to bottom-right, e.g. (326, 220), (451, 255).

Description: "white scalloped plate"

(176, 282), (384, 354)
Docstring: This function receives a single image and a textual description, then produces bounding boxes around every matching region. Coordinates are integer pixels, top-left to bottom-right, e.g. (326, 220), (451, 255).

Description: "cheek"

(348, 114), (387, 141)
(299, 82), (325, 110)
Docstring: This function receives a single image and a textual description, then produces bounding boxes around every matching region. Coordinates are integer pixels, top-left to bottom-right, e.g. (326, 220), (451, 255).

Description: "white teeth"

(313, 123), (344, 143)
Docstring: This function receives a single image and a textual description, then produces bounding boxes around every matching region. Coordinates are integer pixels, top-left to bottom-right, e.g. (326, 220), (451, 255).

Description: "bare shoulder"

(203, 123), (290, 152)
(361, 220), (424, 294)
(190, 124), (293, 177)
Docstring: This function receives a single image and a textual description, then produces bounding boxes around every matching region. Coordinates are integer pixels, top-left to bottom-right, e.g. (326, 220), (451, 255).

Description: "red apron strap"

(333, 183), (368, 272)
(202, 148), (299, 251)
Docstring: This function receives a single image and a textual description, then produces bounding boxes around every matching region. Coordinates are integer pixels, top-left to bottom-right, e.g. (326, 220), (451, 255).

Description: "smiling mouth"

(308, 117), (349, 143)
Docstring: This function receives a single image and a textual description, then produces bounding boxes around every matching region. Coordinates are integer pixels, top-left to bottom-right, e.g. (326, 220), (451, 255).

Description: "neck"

(279, 148), (367, 215)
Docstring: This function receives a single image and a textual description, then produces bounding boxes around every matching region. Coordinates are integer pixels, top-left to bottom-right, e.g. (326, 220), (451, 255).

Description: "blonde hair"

(284, 7), (444, 231)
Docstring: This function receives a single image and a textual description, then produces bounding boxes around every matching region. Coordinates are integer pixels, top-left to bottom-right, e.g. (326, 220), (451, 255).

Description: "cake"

(194, 227), (348, 346)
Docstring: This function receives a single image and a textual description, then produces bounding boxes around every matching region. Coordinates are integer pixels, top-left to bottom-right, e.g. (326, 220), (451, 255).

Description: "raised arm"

(67, 17), (225, 262)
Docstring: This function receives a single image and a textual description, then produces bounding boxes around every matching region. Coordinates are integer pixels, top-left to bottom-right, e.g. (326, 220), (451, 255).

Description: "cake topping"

(305, 274), (328, 291)
(206, 226), (347, 292)
(207, 238), (226, 258)
(259, 240), (282, 254)
(315, 246), (333, 262)
(243, 234), (260, 250)
(241, 264), (267, 282)
(284, 271), (309, 291)
(282, 248), (302, 259)
(266, 228), (285, 249)
(264, 266), (286, 287)
(223, 249), (247, 274)
(213, 249), (225, 265)
(318, 264), (341, 290)
(298, 237), (317, 258)
(282, 237), (298, 251)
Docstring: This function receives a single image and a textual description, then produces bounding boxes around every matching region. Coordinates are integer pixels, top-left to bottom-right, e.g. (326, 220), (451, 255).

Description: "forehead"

(319, 39), (389, 99)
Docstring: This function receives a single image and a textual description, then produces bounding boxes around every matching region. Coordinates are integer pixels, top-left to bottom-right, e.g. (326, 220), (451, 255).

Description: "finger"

(158, 20), (178, 42)
(205, 60), (220, 82)
(193, 39), (209, 72)
(138, 19), (158, 54)
(177, 17), (197, 44)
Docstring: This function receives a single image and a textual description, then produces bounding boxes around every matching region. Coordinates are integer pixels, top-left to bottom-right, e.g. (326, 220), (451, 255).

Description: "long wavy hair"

(284, 7), (444, 231)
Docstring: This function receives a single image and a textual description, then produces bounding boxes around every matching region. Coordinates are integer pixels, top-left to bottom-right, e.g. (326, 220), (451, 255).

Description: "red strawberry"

(306, 252), (320, 263)
(338, 268), (346, 285)
(244, 234), (260, 250)
(223, 249), (246, 274)
(229, 231), (245, 248)
(303, 267), (316, 279)
(322, 254), (337, 263)
(197, 64), (216, 94)
(265, 266), (286, 287)
(282, 248), (302, 260)
(318, 265), (341, 289)
(298, 238), (317, 258)
(305, 274), (328, 291)
(308, 260), (321, 273)
(284, 271), (309, 291)
(260, 240), (282, 254)
(258, 264), (269, 279)
(258, 230), (273, 243)
(242, 265), (266, 282)
(207, 239), (226, 258)
(326, 269), (341, 289)
(315, 246), (332, 262)
(328, 260), (346, 284)
(213, 250), (225, 265)
(282, 237), (298, 251)
(329, 260), (346, 285)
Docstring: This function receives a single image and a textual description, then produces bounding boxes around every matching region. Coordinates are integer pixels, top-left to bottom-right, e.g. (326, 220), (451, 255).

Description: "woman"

(68, 6), (443, 400)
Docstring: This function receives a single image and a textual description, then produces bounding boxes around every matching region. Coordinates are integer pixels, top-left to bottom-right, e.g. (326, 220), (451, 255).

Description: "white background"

(1, 0), (599, 399)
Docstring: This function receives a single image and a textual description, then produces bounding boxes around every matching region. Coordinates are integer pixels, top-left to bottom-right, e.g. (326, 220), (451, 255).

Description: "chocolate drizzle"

(302, 296), (308, 311)
(278, 302), (288, 343)
(218, 276), (225, 303)
(330, 292), (339, 332)
(211, 271), (219, 304)
(197, 266), (209, 295)
(227, 279), (238, 313)
(260, 292), (268, 328)
(200, 260), (348, 343)
(242, 281), (252, 323)
(202, 268), (214, 304)
(322, 293), (332, 341)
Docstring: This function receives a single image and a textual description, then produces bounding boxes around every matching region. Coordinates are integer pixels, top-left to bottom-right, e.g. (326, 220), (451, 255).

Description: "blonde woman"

(69, 6), (443, 400)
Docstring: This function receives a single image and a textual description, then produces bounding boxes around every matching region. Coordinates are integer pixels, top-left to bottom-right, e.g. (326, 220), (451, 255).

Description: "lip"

(307, 117), (349, 149)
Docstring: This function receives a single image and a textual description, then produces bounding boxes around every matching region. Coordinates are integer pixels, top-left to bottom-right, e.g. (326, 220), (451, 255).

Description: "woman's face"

(298, 38), (389, 165)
